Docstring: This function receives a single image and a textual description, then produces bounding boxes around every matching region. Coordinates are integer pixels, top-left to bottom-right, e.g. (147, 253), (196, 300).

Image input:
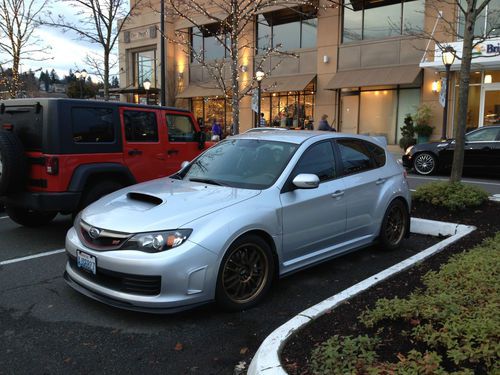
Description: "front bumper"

(64, 227), (219, 313)
(401, 154), (413, 169)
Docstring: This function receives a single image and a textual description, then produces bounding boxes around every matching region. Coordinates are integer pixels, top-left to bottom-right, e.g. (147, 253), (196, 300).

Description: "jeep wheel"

(0, 130), (27, 195)
(5, 206), (57, 227)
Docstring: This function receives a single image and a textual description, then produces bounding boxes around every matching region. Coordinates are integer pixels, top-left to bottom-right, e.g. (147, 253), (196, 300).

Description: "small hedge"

(412, 182), (489, 210)
(310, 234), (500, 374)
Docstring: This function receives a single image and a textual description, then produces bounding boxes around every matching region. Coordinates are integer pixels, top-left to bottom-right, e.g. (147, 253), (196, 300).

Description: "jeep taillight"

(46, 157), (59, 175)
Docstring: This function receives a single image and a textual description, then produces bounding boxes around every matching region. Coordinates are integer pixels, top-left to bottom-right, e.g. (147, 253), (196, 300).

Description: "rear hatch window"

(0, 103), (43, 151)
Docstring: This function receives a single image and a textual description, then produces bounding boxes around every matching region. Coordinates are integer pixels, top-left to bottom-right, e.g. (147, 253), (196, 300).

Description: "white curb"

(247, 218), (476, 375)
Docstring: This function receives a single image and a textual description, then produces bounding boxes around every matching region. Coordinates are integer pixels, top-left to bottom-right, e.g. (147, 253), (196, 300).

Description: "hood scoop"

(126, 192), (163, 206)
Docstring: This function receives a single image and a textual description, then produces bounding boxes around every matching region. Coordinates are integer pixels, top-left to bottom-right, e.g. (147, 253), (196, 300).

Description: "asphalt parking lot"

(0, 213), (438, 374)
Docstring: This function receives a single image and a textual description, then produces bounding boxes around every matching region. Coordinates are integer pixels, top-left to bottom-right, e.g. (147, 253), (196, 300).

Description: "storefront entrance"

(480, 83), (500, 127)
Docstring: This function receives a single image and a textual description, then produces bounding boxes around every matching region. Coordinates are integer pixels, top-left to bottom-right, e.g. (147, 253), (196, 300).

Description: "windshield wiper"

(189, 177), (227, 186)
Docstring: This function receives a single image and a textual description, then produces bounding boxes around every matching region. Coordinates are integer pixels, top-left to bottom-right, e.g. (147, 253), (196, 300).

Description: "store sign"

(420, 37), (500, 69)
(124, 27), (157, 43)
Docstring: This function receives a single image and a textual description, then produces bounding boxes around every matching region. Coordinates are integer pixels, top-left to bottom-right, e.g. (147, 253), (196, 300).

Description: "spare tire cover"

(0, 130), (27, 195)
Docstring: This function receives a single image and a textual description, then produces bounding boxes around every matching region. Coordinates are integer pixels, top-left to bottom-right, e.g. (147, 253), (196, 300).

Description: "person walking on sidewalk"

(318, 114), (335, 131)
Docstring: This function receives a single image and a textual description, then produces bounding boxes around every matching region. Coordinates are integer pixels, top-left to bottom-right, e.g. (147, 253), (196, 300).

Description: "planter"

(417, 135), (430, 144)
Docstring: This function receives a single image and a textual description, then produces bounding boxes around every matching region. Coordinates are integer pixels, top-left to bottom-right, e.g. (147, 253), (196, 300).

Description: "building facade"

(118, 0), (500, 144)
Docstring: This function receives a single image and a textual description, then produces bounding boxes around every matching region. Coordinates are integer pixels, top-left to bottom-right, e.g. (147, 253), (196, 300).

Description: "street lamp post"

(75, 69), (88, 99)
(255, 68), (265, 128)
(143, 79), (151, 104)
(441, 46), (456, 140)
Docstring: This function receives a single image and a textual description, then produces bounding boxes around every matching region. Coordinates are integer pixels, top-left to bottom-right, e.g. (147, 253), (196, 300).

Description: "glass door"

(479, 83), (500, 127)
(340, 94), (359, 134)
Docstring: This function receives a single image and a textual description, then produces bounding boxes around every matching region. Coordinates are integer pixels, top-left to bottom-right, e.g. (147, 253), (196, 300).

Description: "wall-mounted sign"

(124, 27), (157, 43)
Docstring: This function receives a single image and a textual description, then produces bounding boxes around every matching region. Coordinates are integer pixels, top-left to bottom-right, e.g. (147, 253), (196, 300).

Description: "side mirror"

(197, 131), (206, 150)
(292, 173), (320, 189)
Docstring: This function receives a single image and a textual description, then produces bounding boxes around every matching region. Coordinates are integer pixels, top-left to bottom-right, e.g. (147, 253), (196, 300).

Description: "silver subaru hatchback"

(64, 131), (411, 313)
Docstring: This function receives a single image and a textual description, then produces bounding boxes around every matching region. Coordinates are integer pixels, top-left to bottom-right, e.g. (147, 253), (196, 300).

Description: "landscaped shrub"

(413, 181), (489, 210)
(309, 234), (500, 374)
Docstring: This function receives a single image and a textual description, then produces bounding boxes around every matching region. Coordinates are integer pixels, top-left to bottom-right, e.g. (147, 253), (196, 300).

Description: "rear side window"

(72, 107), (114, 143)
(294, 141), (336, 182)
(337, 139), (373, 175)
(123, 110), (158, 142)
(364, 141), (386, 167)
(166, 114), (196, 142)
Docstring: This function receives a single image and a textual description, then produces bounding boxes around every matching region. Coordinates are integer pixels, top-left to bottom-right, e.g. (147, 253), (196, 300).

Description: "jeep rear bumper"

(1, 191), (81, 213)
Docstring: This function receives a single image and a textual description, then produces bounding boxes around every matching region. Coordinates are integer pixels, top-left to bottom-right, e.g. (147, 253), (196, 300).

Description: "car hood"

(81, 178), (260, 233)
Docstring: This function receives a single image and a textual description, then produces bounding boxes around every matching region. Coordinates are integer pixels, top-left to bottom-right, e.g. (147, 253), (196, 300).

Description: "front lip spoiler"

(63, 271), (211, 314)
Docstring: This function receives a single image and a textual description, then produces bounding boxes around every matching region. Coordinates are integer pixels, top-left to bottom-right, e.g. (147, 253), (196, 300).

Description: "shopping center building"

(118, 0), (500, 144)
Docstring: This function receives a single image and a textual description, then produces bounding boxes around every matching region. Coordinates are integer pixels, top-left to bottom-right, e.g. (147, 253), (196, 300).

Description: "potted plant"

(413, 104), (434, 143)
(399, 113), (416, 150)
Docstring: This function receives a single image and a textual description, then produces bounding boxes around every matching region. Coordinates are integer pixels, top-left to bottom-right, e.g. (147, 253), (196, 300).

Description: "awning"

(174, 12), (228, 30)
(325, 66), (421, 89)
(261, 73), (316, 93)
(176, 83), (225, 98)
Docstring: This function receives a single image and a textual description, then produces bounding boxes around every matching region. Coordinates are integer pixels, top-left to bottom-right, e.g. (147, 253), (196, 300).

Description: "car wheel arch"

(379, 196), (411, 242)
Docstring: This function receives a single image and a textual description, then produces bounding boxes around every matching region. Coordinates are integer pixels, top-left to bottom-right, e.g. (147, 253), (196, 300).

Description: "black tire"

(5, 205), (57, 227)
(379, 199), (409, 250)
(0, 130), (27, 195)
(216, 234), (274, 311)
(78, 180), (124, 212)
(413, 152), (437, 175)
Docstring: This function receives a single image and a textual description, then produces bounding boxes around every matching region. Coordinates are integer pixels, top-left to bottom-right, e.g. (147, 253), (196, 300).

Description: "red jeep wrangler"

(0, 98), (210, 227)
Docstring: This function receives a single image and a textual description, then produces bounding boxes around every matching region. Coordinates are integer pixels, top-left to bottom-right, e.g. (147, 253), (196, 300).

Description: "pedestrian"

(318, 114), (334, 131)
(211, 118), (222, 141)
(259, 113), (267, 127)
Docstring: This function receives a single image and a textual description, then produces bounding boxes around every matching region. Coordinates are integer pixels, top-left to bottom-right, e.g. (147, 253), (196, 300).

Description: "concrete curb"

(247, 218), (476, 375)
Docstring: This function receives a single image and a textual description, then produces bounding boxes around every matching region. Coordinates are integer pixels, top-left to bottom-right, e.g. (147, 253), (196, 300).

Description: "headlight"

(121, 229), (192, 252)
(405, 145), (414, 155)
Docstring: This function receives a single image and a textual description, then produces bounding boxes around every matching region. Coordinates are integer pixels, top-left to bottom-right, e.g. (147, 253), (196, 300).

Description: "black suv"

(0, 98), (208, 227)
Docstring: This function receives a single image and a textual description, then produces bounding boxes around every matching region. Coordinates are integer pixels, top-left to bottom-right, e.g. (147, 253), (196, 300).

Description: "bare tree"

(165, 0), (335, 134)
(0, 0), (50, 98)
(43, 0), (143, 100)
(416, 0), (498, 182)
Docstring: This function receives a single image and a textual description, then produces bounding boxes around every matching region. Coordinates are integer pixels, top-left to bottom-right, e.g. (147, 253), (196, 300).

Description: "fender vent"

(127, 192), (163, 206)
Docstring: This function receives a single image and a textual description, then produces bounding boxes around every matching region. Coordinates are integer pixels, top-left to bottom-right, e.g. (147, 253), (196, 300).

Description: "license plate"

(76, 250), (96, 275)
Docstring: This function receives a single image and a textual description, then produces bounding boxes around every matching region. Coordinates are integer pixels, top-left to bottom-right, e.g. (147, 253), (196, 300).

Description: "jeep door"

(120, 108), (169, 181)
(163, 111), (204, 171)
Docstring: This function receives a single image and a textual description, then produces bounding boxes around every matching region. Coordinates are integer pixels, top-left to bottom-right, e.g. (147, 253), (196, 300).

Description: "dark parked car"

(402, 125), (500, 175)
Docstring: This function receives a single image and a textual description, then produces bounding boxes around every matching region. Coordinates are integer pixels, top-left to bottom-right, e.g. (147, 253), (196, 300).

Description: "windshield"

(183, 138), (299, 189)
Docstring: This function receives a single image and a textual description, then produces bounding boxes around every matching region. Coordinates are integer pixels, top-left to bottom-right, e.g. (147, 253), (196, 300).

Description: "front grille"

(78, 220), (130, 250)
(68, 255), (161, 296)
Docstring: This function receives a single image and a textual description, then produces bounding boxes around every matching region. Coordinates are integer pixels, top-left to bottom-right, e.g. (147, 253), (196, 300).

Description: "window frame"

(123, 109), (160, 143)
(165, 113), (198, 142)
(335, 138), (378, 176)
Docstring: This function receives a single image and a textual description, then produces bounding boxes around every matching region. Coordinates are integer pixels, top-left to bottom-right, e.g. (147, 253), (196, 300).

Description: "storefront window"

(190, 23), (228, 62)
(342, 0), (425, 43)
(454, 85), (481, 132)
(483, 90), (500, 126)
(133, 50), (156, 88)
(396, 89), (421, 142)
(359, 90), (398, 142)
(256, 6), (317, 53)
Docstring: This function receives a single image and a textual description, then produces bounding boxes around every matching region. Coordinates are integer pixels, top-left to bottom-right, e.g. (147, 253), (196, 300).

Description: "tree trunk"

(103, 49), (110, 101)
(230, 0), (240, 134)
(450, 3), (475, 183)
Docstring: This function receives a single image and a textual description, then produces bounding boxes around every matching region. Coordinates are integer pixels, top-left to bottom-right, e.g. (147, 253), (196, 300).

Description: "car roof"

(232, 130), (388, 147)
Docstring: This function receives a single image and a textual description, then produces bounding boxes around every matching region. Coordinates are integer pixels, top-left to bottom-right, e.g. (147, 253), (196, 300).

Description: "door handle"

(375, 178), (386, 185)
(155, 153), (165, 160)
(167, 149), (179, 155)
(331, 190), (344, 198)
(128, 149), (142, 156)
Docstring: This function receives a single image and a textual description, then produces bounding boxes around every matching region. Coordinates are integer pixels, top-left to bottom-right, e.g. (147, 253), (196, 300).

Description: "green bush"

(413, 181), (489, 210)
(310, 335), (379, 374)
(310, 234), (500, 374)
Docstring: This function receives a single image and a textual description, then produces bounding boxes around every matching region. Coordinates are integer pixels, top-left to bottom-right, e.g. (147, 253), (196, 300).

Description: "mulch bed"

(281, 200), (500, 375)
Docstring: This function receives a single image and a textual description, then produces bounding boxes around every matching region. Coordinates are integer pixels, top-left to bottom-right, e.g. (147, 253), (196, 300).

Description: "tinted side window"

(123, 111), (158, 142)
(364, 141), (386, 168)
(466, 127), (500, 142)
(72, 107), (114, 143)
(337, 139), (373, 175)
(166, 114), (196, 142)
(294, 141), (336, 182)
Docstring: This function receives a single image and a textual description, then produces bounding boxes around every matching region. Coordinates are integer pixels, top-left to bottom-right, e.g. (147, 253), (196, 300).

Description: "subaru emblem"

(88, 227), (101, 239)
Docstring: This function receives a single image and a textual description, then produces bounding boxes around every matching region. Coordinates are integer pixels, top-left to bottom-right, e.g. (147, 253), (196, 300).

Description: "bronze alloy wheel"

(221, 241), (270, 305)
(384, 202), (406, 247)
